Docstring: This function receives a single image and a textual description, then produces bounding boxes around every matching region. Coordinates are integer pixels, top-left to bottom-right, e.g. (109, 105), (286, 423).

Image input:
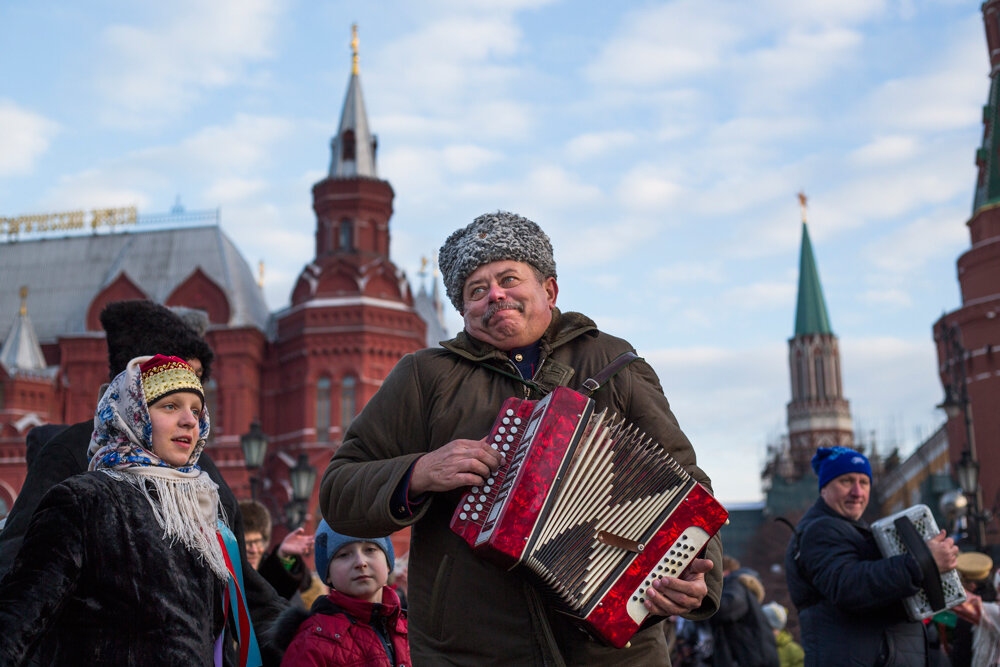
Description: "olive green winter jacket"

(320, 309), (723, 666)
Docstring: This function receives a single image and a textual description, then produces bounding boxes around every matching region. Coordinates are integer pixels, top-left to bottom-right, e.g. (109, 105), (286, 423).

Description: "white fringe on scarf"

(102, 466), (230, 581)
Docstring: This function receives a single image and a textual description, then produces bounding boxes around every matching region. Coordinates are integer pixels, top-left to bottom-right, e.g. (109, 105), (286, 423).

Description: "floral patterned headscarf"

(86, 355), (228, 581)
(88, 355), (211, 472)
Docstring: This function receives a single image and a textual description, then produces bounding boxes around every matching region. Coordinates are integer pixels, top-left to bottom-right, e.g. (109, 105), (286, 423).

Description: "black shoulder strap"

(894, 516), (946, 611)
(579, 352), (640, 396)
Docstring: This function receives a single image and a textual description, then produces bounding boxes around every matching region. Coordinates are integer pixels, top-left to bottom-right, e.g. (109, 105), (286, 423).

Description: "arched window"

(341, 376), (356, 432)
(796, 352), (807, 400)
(339, 219), (353, 251)
(316, 377), (331, 441)
(814, 355), (826, 400)
(341, 130), (356, 161)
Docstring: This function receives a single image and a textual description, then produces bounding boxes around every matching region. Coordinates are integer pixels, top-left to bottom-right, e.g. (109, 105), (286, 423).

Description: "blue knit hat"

(811, 446), (871, 490)
(314, 519), (395, 580)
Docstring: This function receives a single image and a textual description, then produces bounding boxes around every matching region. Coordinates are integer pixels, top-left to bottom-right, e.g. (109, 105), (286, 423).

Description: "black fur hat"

(99, 300), (214, 382)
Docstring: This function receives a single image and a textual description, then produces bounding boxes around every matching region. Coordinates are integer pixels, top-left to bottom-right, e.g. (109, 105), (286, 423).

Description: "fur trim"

(269, 605), (313, 651)
(438, 211), (556, 312)
(100, 300), (215, 382)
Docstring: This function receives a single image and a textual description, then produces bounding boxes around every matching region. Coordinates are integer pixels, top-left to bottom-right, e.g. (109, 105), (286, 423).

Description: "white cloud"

(861, 15), (983, 132)
(565, 131), (637, 161)
(860, 288), (913, 307)
(862, 208), (968, 274)
(441, 145), (501, 172)
(585, 2), (738, 86)
(96, 0), (283, 124)
(850, 135), (921, 165)
(616, 166), (683, 212)
(203, 177), (268, 204)
(653, 261), (726, 286)
(0, 102), (59, 177)
(39, 114), (292, 215)
(723, 281), (797, 311)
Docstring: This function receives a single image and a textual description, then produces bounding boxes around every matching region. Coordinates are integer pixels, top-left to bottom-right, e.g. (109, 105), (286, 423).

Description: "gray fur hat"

(438, 211), (557, 312)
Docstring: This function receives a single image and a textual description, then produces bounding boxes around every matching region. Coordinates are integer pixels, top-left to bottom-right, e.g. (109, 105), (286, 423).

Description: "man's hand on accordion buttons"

(644, 557), (713, 617)
(926, 529), (959, 573)
(410, 438), (504, 495)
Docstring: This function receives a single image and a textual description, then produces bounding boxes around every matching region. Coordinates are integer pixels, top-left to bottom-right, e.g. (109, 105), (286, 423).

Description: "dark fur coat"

(0, 420), (288, 666)
(0, 472), (226, 666)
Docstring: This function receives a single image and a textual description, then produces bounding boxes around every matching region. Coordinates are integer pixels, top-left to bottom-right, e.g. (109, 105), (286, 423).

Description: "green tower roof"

(794, 222), (833, 336)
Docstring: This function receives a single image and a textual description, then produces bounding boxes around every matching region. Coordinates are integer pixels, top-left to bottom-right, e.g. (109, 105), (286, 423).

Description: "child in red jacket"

(273, 520), (409, 666)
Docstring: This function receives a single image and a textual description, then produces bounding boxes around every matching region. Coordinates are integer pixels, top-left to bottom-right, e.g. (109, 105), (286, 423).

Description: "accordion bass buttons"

(625, 526), (712, 626)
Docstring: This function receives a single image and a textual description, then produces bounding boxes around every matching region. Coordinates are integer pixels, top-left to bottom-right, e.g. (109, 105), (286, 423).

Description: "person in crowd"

(320, 211), (722, 665)
(0, 300), (286, 665)
(709, 557), (779, 667)
(240, 499), (316, 601)
(785, 446), (959, 666)
(0, 355), (242, 665)
(761, 602), (803, 667)
(951, 555), (1000, 667)
(273, 520), (408, 666)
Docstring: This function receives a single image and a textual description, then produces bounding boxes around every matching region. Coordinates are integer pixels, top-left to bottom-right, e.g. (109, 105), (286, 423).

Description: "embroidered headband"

(140, 354), (204, 406)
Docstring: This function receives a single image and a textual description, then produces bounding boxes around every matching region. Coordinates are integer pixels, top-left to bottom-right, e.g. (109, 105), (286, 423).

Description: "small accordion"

(449, 386), (728, 648)
(871, 504), (966, 620)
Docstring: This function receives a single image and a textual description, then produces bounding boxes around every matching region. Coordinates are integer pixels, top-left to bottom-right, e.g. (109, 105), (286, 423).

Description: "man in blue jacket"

(785, 447), (958, 666)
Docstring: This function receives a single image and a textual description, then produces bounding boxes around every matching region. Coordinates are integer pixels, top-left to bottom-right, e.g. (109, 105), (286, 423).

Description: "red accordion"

(450, 386), (728, 648)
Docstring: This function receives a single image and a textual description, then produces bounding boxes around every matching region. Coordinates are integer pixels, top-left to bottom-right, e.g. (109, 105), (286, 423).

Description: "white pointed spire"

(329, 24), (377, 178)
(1, 286), (47, 372)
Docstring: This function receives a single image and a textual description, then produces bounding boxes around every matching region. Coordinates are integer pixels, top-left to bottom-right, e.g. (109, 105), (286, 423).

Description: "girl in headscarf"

(0, 355), (257, 666)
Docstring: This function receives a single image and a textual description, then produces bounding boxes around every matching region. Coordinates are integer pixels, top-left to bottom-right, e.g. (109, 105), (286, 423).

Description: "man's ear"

(544, 277), (558, 308)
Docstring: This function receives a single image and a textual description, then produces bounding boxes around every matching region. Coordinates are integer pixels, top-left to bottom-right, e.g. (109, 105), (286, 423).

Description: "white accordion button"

(479, 495), (487, 502)
(471, 512), (479, 520)
(498, 426), (506, 434)
(463, 504), (471, 511)
(487, 477), (495, 485)
(502, 417), (510, 424)
(513, 417), (521, 425)
(459, 512), (467, 520)
(483, 486), (491, 493)
(506, 409), (514, 416)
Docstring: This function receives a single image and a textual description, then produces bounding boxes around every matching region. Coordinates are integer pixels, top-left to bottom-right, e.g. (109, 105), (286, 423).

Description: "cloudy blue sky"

(0, 0), (984, 502)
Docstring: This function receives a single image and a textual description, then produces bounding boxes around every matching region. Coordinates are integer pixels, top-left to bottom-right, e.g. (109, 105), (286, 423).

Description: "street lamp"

(240, 420), (269, 501)
(285, 453), (317, 529)
(935, 322), (986, 551)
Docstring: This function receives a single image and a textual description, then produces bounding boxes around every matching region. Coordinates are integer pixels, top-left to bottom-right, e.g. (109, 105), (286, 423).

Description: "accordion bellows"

(450, 387), (728, 647)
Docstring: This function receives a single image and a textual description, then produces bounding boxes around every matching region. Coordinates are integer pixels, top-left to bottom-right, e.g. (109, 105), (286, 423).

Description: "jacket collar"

(813, 496), (871, 531)
(440, 309), (597, 397)
(320, 586), (402, 624)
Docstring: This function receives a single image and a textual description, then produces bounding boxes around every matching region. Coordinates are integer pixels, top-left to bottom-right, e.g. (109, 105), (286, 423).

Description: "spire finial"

(798, 191), (808, 224)
(351, 24), (359, 75)
(258, 260), (265, 288)
(19, 285), (28, 316)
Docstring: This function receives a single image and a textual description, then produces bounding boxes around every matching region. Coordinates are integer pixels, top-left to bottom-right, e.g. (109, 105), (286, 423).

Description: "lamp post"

(285, 453), (317, 529)
(240, 420), (269, 501)
(936, 322), (986, 551)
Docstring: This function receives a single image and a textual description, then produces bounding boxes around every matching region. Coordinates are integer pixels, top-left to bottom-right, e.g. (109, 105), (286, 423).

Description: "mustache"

(482, 300), (524, 326)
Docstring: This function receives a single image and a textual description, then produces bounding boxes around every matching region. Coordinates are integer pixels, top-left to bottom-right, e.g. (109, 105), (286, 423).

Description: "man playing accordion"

(785, 447), (959, 666)
(320, 211), (723, 665)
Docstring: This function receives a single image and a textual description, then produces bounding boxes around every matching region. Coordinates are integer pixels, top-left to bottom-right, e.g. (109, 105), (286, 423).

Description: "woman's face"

(149, 391), (203, 467)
